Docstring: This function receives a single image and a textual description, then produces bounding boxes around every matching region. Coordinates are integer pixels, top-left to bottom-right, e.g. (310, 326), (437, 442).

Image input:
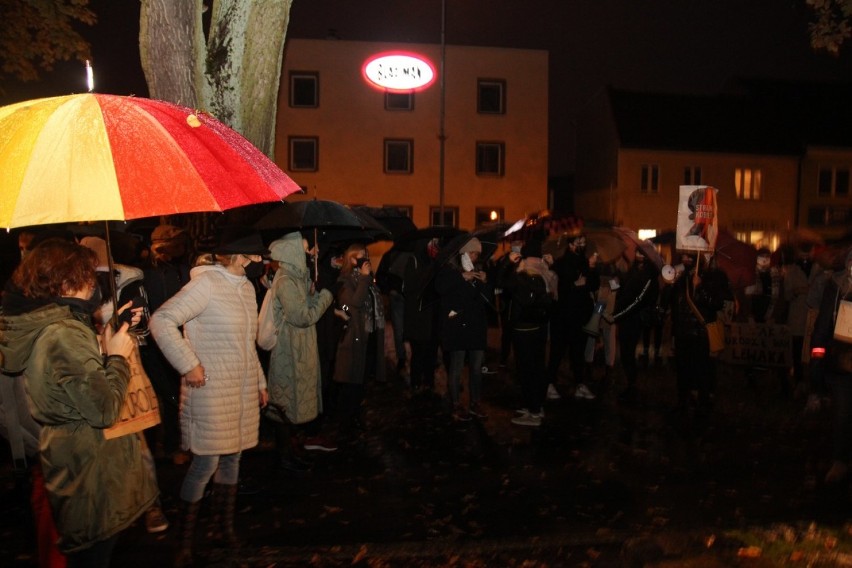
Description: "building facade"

(274, 39), (549, 231)
(575, 85), (852, 249)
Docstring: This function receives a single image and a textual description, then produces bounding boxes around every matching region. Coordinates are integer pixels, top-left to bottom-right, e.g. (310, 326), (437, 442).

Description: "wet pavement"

(3, 329), (852, 567)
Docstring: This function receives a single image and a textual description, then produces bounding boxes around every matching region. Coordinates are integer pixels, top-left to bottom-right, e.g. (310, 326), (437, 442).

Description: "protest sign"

(676, 185), (718, 252)
(103, 344), (161, 439)
(720, 323), (792, 368)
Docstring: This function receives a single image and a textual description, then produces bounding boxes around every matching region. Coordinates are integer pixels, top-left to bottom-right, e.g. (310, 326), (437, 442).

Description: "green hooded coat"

(0, 303), (157, 552)
(266, 233), (333, 424)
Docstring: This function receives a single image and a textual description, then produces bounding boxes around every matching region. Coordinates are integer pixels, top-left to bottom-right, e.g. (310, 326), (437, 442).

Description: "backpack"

(257, 283), (280, 350)
(511, 270), (552, 326)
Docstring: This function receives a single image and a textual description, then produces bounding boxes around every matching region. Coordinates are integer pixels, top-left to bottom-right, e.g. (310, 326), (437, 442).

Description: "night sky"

(3, 0), (851, 177)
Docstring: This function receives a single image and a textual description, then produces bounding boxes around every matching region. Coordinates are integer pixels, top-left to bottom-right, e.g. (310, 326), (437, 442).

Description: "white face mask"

(461, 252), (475, 272)
(756, 256), (771, 270)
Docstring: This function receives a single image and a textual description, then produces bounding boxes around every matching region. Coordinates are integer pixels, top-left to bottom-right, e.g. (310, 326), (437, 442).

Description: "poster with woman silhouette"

(676, 185), (718, 252)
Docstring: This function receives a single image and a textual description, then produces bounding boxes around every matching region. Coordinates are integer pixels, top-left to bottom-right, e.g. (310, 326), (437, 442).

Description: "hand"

(574, 275), (587, 287)
(334, 308), (351, 321)
(474, 271), (487, 283)
(359, 260), (372, 276)
(104, 322), (135, 359)
(603, 314), (615, 325)
(309, 281), (316, 295)
(462, 271), (477, 281)
(116, 300), (143, 328)
(184, 365), (207, 389)
(259, 388), (269, 408)
(542, 253), (554, 266)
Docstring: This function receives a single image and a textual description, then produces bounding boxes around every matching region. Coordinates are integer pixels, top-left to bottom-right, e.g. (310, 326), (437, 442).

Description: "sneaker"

(511, 412), (542, 427)
(515, 408), (544, 418)
(546, 384), (561, 400)
(145, 506), (169, 534)
(303, 436), (338, 452)
(574, 383), (596, 400)
(481, 366), (498, 375)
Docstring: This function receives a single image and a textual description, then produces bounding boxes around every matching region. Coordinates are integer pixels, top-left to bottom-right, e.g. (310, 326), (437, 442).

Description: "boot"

(174, 500), (200, 568)
(211, 483), (241, 548)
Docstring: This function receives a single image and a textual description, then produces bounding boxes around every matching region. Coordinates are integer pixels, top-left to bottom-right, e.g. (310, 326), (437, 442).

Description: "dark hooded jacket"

(0, 288), (157, 552)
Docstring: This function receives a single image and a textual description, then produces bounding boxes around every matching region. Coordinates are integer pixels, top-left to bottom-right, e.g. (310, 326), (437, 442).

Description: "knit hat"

(459, 237), (482, 254)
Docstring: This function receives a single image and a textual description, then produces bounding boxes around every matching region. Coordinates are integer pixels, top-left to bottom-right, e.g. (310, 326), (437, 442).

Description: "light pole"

(438, 0), (446, 225)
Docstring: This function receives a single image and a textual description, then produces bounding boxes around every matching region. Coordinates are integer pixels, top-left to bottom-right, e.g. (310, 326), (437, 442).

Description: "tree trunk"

(138, 0), (291, 158)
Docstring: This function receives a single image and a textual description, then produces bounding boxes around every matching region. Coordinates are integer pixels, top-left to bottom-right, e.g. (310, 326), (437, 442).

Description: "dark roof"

(609, 81), (852, 155)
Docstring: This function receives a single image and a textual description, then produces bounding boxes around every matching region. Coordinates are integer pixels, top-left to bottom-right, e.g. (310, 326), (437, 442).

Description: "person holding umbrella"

(0, 239), (157, 567)
(149, 228), (269, 566)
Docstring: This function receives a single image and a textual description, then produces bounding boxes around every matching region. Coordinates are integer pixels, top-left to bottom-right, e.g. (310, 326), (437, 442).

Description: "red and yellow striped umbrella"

(0, 93), (301, 228)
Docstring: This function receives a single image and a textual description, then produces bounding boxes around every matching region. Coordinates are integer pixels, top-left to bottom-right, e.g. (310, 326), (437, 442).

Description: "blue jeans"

(180, 452), (241, 503)
(447, 350), (483, 408)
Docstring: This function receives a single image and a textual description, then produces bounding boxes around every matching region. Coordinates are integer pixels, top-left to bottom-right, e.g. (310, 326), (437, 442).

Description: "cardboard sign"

(103, 343), (161, 439)
(676, 185), (718, 252)
(720, 323), (792, 368)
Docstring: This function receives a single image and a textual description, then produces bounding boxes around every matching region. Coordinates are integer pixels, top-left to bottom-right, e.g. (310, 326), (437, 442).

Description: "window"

(430, 206), (459, 228)
(818, 166), (850, 197)
(640, 164), (659, 193)
(385, 92), (414, 111)
(384, 139), (413, 174)
(475, 207), (504, 227)
(734, 168), (762, 200)
(290, 72), (318, 107)
(289, 137), (317, 171)
(808, 205), (851, 227)
(477, 79), (506, 114)
(476, 142), (505, 176)
(683, 166), (702, 185)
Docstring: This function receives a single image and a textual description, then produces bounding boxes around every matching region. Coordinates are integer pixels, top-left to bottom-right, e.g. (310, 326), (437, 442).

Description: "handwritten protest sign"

(103, 343), (161, 440)
(720, 323), (792, 368)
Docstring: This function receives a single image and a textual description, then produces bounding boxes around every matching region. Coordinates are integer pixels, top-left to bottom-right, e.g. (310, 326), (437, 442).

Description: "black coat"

(434, 266), (490, 351)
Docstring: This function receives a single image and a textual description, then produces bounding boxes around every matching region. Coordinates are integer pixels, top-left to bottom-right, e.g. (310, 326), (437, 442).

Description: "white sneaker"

(574, 383), (596, 400)
(511, 412), (542, 426)
(515, 408), (544, 417)
(546, 384), (561, 400)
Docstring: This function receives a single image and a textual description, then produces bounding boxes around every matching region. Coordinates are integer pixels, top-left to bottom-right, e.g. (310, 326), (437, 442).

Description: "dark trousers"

(547, 322), (587, 385)
(829, 372), (852, 463)
(514, 326), (548, 414)
(410, 338), (438, 390)
(674, 332), (712, 405)
(66, 534), (119, 568)
(618, 317), (643, 389)
(336, 382), (365, 430)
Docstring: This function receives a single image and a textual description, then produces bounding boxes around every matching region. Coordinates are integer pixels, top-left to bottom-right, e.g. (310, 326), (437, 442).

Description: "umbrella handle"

(313, 227), (319, 284)
(104, 222), (119, 329)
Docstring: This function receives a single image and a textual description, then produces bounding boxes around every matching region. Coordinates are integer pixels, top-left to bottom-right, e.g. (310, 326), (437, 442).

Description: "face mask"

(756, 257), (771, 270)
(244, 260), (264, 279)
(81, 285), (104, 315)
(461, 252), (475, 272)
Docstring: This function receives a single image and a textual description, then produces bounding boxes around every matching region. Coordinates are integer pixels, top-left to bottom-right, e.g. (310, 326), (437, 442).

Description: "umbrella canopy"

(392, 225), (464, 251)
(583, 226), (665, 269)
(255, 199), (391, 243)
(351, 206), (417, 240)
(713, 229), (757, 289)
(0, 93), (301, 229)
(503, 210), (583, 243)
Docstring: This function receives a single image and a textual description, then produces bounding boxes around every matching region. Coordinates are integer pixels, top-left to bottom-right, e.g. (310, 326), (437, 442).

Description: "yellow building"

(274, 39), (549, 231)
(575, 85), (852, 248)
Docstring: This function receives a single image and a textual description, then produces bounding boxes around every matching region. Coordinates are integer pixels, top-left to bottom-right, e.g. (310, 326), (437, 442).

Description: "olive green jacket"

(0, 304), (157, 552)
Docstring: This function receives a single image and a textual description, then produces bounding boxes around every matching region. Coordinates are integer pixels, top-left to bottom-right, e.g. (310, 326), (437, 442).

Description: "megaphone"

(583, 301), (607, 337)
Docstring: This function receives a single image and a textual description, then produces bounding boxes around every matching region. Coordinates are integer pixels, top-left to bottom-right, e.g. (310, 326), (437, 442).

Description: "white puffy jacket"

(150, 264), (266, 455)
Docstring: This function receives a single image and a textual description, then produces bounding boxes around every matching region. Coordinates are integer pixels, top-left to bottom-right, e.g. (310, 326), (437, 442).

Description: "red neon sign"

(362, 51), (436, 93)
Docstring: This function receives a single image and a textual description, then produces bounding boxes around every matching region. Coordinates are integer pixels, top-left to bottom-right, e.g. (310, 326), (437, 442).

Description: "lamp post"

(438, 0), (446, 225)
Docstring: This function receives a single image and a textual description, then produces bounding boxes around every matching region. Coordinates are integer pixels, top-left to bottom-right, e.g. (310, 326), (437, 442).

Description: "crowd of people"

(0, 219), (851, 567)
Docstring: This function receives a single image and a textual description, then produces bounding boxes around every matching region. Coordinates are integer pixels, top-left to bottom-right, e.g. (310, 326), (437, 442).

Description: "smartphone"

(116, 295), (146, 329)
(355, 257), (369, 269)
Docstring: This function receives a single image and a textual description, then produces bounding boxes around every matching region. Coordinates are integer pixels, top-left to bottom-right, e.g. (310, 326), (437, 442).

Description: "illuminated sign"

(362, 52), (436, 92)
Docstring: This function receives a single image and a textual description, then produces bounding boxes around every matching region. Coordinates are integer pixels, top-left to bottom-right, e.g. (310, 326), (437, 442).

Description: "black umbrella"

(352, 206), (417, 240)
(255, 199), (390, 279)
(392, 225), (464, 251)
